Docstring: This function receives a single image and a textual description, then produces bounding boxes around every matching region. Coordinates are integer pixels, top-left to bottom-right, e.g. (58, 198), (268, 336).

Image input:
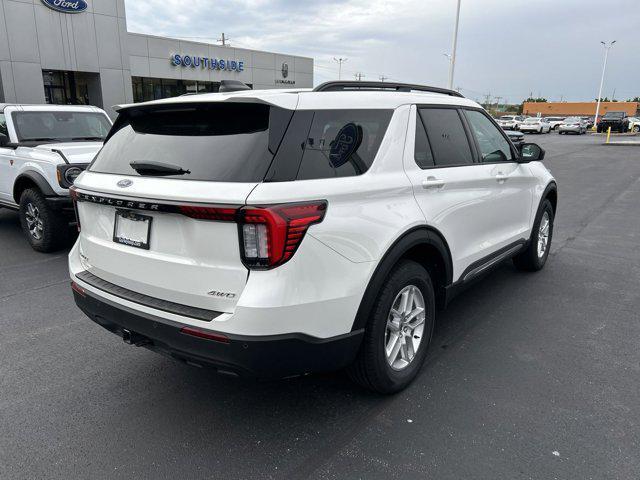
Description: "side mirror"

(519, 143), (545, 162)
(0, 133), (9, 147)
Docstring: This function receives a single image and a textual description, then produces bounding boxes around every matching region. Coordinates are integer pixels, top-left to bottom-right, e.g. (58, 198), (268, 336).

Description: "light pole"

(594, 40), (616, 129)
(333, 57), (348, 80)
(448, 0), (462, 89)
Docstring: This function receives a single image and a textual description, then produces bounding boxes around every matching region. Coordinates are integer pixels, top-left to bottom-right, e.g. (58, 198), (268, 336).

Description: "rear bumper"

(73, 287), (364, 379)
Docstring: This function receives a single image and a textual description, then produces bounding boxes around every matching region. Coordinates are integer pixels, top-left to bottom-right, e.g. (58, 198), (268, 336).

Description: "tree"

(524, 97), (547, 103)
(625, 97), (640, 102)
(595, 97), (610, 102)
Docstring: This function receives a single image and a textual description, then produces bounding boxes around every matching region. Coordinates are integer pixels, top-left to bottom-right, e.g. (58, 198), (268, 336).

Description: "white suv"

(68, 81), (557, 393)
(0, 104), (112, 251)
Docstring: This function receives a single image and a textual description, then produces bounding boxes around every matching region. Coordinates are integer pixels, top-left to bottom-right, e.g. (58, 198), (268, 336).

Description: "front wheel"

(513, 199), (554, 272)
(348, 260), (435, 394)
(633, 125), (640, 133)
(19, 188), (70, 252)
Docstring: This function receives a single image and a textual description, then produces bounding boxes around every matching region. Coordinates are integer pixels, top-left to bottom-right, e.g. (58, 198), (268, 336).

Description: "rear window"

(90, 103), (292, 182)
(603, 112), (624, 118)
(91, 104), (392, 183)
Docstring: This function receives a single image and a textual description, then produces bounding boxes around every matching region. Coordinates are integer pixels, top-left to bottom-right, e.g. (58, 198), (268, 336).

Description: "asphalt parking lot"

(1, 132), (639, 479)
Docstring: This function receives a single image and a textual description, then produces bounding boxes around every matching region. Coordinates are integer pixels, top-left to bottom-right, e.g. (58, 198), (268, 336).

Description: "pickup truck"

(596, 111), (630, 133)
(0, 104), (112, 251)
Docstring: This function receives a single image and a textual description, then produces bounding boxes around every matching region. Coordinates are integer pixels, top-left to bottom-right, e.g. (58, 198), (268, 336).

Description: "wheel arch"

(351, 226), (453, 331)
(13, 171), (56, 203)
(541, 181), (558, 215)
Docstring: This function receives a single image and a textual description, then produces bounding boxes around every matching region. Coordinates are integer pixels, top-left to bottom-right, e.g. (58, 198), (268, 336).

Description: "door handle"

(422, 176), (445, 190)
(495, 173), (508, 183)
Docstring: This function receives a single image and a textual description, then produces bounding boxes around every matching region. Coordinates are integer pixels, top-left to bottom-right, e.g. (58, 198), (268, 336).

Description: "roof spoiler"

(313, 81), (464, 98)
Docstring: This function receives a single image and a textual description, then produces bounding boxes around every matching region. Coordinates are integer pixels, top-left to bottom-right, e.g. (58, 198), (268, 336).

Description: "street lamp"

(448, 0), (462, 89)
(333, 57), (348, 80)
(594, 40), (616, 129)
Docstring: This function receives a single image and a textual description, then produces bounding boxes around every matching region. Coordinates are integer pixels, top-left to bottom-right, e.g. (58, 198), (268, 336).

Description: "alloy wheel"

(25, 202), (44, 240)
(537, 211), (550, 258)
(384, 285), (426, 371)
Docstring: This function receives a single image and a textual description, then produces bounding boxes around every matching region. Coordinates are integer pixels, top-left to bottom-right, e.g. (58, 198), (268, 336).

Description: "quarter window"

(414, 112), (434, 168)
(0, 113), (7, 137)
(464, 110), (513, 162)
(418, 108), (474, 166)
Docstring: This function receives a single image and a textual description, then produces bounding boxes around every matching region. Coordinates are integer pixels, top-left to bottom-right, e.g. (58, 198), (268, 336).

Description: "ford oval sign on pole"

(41, 0), (88, 14)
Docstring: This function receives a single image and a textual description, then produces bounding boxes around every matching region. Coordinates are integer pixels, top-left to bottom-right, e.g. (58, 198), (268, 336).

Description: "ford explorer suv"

(69, 81), (557, 393)
(0, 104), (112, 251)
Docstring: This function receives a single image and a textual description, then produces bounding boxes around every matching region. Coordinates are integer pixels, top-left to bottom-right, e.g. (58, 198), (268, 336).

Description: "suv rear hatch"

(73, 102), (293, 315)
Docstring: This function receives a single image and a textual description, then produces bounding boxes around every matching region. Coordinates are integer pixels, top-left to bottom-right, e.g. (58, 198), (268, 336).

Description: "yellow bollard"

(606, 126), (611, 144)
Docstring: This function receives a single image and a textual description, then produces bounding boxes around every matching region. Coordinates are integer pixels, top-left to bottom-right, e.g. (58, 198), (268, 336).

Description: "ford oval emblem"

(41, 0), (88, 14)
(117, 179), (133, 188)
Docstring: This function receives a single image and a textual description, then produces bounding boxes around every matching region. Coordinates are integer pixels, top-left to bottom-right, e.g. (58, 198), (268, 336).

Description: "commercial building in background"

(0, 0), (313, 117)
(523, 101), (639, 117)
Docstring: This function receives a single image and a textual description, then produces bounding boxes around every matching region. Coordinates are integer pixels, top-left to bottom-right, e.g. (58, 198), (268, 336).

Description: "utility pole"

(448, 0), (462, 89)
(379, 75), (388, 82)
(495, 96), (503, 110)
(333, 57), (348, 80)
(483, 93), (491, 108)
(354, 72), (365, 81)
(611, 87), (616, 101)
(594, 40), (616, 128)
(217, 33), (230, 46)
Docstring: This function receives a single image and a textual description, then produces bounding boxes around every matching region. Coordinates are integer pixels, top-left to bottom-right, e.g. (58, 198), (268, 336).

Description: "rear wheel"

(348, 260), (435, 394)
(513, 199), (554, 272)
(19, 188), (69, 253)
(633, 125), (640, 133)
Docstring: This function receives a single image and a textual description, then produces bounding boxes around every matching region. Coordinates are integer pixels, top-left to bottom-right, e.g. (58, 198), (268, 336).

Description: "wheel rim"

(25, 202), (44, 240)
(537, 211), (550, 258)
(384, 285), (426, 371)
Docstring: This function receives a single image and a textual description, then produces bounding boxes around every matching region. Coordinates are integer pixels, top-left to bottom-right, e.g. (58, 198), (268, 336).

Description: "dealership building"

(0, 0), (313, 117)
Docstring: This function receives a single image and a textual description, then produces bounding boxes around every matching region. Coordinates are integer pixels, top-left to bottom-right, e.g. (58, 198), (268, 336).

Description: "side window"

(418, 108), (474, 166)
(296, 109), (392, 180)
(0, 113), (7, 137)
(464, 110), (513, 162)
(414, 111), (434, 168)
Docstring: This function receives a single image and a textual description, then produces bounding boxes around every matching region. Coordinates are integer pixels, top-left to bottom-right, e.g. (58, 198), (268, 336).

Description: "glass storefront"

(42, 70), (100, 105)
(132, 77), (253, 102)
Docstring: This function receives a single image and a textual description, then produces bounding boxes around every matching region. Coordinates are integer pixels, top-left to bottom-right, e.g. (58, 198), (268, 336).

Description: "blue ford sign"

(171, 54), (244, 72)
(41, 0), (88, 13)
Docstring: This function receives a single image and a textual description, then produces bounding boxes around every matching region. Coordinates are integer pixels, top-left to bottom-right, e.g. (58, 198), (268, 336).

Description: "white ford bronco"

(0, 104), (112, 251)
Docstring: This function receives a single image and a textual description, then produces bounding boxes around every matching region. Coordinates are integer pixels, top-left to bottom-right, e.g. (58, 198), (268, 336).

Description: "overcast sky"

(125, 0), (640, 104)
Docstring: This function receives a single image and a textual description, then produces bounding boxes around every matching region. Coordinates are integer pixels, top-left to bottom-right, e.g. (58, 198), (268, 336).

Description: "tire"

(513, 199), (554, 272)
(348, 260), (435, 394)
(633, 125), (640, 133)
(19, 188), (70, 253)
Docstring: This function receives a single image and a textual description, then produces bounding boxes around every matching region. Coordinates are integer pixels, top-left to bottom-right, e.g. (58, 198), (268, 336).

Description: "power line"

(354, 72), (365, 81)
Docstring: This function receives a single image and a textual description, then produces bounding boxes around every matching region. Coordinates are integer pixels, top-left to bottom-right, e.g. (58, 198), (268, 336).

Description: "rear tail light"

(69, 186), (81, 232)
(180, 326), (230, 344)
(238, 201), (327, 269)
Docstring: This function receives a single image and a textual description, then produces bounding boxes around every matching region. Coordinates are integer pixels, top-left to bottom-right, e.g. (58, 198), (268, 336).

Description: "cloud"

(125, 0), (640, 102)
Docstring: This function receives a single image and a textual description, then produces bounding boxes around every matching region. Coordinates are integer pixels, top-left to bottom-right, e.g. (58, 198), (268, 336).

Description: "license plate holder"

(113, 209), (152, 250)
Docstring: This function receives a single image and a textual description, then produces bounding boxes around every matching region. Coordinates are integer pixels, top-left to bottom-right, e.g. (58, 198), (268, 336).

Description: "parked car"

(558, 117), (587, 135)
(68, 80), (556, 393)
(505, 130), (525, 147)
(582, 117), (595, 129)
(597, 111), (630, 133)
(0, 104), (112, 251)
(496, 115), (524, 130)
(627, 116), (640, 133)
(545, 117), (565, 130)
(519, 117), (551, 134)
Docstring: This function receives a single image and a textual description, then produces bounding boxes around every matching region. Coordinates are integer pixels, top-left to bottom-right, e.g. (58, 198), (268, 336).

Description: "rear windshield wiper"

(129, 161), (191, 176)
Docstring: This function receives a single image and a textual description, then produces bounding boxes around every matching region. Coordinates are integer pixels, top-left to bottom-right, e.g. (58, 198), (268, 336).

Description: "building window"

(42, 70), (100, 106)
(131, 77), (252, 103)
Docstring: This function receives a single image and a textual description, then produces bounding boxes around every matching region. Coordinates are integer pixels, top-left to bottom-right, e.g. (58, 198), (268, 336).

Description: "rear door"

(404, 105), (500, 280)
(73, 102), (292, 314)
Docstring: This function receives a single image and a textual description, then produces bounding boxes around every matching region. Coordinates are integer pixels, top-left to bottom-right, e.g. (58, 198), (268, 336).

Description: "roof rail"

(313, 81), (464, 98)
